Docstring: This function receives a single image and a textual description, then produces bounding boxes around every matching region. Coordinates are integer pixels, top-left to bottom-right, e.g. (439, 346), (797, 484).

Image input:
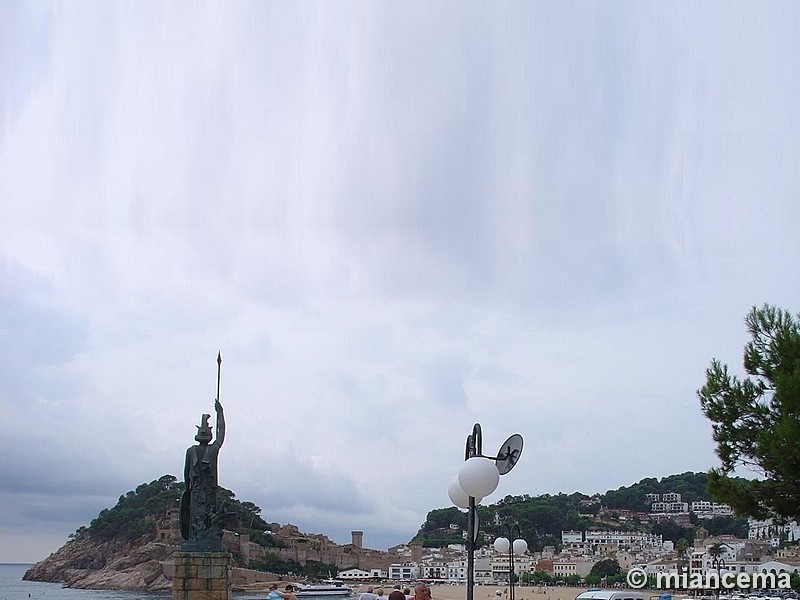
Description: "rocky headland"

(22, 475), (389, 592)
(23, 533), (176, 592)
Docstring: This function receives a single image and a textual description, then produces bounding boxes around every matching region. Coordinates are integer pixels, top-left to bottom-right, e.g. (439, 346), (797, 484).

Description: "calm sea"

(0, 563), (273, 600)
(0, 563), (169, 600)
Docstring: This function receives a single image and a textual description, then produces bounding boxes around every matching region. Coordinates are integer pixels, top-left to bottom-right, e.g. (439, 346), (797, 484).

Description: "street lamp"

(493, 523), (528, 600)
(711, 558), (726, 600)
(449, 424), (524, 600)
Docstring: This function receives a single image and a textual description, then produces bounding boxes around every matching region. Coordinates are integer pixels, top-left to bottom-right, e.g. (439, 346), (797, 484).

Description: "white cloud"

(2, 1), (800, 564)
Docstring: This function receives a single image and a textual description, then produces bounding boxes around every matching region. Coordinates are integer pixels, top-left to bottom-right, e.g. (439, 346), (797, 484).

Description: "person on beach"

(375, 587), (388, 600)
(493, 591), (503, 600)
(389, 586), (406, 600)
(410, 583), (431, 600)
(267, 583), (285, 600)
(403, 587), (412, 600)
(360, 587), (379, 600)
(284, 584), (298, 600)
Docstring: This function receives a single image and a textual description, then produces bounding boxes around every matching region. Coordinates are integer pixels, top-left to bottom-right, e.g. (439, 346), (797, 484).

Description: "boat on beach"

(294, 579), (354, 597)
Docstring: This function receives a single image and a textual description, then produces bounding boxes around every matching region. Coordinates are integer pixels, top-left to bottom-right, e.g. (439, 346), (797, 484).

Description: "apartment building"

(389, 562), (418, 581)
(491, 553), (532, 582)
(652, 501), (689, 513)
(562, 530), (663, 553)
(553, 559), (594, 578)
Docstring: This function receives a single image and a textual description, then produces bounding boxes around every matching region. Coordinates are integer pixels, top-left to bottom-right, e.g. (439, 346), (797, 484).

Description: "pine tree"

(699, 304), (800, 520)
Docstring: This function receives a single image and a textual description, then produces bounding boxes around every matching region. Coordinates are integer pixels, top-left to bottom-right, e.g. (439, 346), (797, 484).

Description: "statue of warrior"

(180, 399), (225, 551)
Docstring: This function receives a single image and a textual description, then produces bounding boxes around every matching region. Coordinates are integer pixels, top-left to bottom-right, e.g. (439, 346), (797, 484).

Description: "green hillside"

(414, 471), (748, 550)
(80, 474), (276, 544)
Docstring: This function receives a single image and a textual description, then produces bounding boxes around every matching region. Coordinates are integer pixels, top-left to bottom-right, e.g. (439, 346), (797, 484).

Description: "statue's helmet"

(195, 413), (213, 442)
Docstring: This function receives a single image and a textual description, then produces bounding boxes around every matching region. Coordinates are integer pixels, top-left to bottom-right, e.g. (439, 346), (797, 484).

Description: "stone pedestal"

(172, 552), (232, 600)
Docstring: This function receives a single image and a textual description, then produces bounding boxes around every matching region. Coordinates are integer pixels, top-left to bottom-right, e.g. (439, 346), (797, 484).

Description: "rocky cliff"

(23, 533), (176, 592)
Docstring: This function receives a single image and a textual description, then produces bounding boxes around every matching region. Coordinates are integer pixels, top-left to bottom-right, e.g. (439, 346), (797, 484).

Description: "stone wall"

(172, 552), (231, 600)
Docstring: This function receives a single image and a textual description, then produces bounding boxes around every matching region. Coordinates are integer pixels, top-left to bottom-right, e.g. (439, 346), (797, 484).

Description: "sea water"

(0, 563), (296, 600)
(1, 563), (166, 600)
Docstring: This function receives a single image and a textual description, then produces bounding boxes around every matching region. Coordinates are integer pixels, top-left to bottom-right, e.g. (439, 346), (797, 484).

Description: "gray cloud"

(2, 1), (800, 563)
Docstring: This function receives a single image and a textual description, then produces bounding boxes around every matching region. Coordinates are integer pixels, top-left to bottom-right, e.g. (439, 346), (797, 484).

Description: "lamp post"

(493, 523), (527, 600)
(448, 424), (523, 600)
(711, 558), (726, 600)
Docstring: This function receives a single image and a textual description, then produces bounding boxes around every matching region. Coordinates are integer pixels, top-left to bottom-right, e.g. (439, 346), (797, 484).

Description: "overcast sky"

(2, 2), (799, 565)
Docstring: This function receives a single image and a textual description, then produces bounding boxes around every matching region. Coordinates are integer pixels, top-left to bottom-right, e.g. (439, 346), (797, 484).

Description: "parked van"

(574, 590), (648, 600)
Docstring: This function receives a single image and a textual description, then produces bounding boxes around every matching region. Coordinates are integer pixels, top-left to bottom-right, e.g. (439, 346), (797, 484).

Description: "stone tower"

(352, 531), (364, 548)
(410, 540), (423, 564)
(694, 526), (709, 548)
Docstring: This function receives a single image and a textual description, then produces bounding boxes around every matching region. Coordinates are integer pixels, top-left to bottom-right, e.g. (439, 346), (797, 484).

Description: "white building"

(419, 560), (448, 581)
(447, 559), (467, 583)
(474, 556), (493, 585)
(553, 559), (594, 579)
(491, 553), (532, 583)
(584, 530), (663, 550)
(389, 562), (418, 581)
(562, 531), (584, 544)
(748, 519), (800, 545)
(561, 530), (663, 555)
(338, 568), (371, 580)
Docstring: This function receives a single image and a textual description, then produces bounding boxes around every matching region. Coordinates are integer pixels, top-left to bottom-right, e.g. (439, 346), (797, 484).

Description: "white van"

(574, 589), (648, 600)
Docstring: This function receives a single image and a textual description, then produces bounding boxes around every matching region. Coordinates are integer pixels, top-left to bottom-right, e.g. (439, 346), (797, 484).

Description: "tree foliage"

(86, 474), (274, 546)
(590, 558), (621, 578)
(415, 507), (469, 547)
(81, 475), (327, 577)
(249, 554), (338, 579)
(699, 304), (800, 520)
(421, 471), (745, 553)
(603, 473), (709, 509)
(89, 474), (184, 540)
(650, 520), (694, 548)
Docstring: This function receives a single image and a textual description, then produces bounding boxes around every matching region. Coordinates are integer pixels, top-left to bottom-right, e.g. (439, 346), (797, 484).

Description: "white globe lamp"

(448, 476), (471, 509)
(458, 457), (500, 498)
(513, 538), (528, 555)
(493, 536), (510, 554)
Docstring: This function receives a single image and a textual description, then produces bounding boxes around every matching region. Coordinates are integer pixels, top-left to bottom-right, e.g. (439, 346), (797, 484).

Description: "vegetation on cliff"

(414, 471), (748, 550)
(26, 473), (340, 588)
(78, 474), (278, 545)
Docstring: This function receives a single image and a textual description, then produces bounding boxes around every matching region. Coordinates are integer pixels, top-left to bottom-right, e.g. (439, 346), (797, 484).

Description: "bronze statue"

(180, 354), (226, 552)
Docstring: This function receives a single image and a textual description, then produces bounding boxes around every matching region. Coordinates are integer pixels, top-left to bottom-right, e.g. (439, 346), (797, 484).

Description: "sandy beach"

(433, 585), (586, 600)
(348, 585), (589, 600)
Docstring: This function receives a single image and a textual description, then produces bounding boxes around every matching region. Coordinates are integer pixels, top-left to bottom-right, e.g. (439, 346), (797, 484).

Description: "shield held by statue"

(179, 489), (190, 540)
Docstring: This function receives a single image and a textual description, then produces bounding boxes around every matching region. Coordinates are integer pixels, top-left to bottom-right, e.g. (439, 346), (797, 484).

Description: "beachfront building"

(389, 562), (418, 581)
(442, 556), (494, 585)
(553, 558), (594, 579)
(419, 560), (448, 582)
(491, 553), (532, 583)
(448, 559), (467, 583)
(338, 568), (372, 580)
(474, 556), (493, 585)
